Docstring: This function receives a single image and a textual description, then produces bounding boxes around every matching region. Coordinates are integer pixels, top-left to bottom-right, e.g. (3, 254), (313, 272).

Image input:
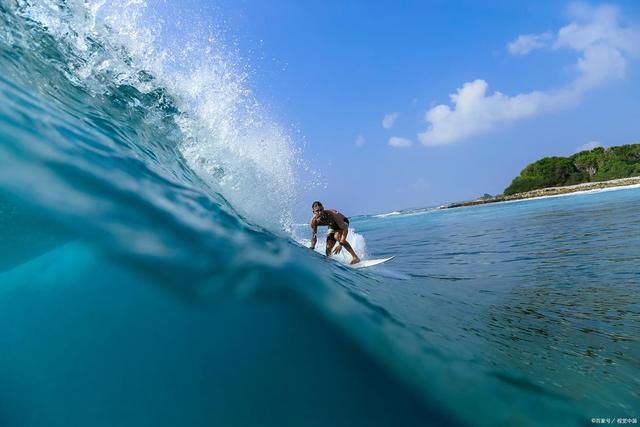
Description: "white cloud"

(554, 4), (639, 90)
(576, 140), (602, 152)
(418, 3), (640, 146)
(382, 112), (399, 130)
(355, 134), (365, 147)
(508, 32), (553, 55)
(418, 80), (568, 146)
(388, 136), (413, 148)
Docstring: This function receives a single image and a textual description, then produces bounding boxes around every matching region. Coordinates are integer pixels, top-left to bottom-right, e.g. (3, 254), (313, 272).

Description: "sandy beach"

(443, 176), (640, 208)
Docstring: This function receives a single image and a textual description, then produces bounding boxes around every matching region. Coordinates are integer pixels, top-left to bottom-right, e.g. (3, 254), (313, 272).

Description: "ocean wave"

(372, 210), (402, 218)
(3, 0), (301, 231)
(368, 206), (438, 220)
(0, 2), (595, 426)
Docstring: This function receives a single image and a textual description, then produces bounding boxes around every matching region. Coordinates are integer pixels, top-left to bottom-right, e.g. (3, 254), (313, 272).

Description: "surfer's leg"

(332, 231), (344, 254)
(326, 233), (336, 257)
(338, 229), (360, 264)
(341, 242), (360, 264)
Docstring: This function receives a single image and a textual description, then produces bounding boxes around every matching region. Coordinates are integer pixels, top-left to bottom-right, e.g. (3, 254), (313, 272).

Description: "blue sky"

(168, 0), (640, 217)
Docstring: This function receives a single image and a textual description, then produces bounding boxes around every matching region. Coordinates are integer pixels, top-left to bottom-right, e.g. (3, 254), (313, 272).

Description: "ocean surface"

(1, 1), (639, 426)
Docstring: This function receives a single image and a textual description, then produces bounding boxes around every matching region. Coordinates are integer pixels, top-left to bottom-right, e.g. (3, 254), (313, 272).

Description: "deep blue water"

(1, 1), (639, 426)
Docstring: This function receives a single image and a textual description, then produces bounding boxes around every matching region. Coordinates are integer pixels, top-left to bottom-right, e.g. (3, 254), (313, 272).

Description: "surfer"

(309, 201), (360, 265)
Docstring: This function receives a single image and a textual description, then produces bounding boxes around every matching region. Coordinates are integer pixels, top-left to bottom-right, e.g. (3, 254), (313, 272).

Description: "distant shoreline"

(442, 176), (640, 209)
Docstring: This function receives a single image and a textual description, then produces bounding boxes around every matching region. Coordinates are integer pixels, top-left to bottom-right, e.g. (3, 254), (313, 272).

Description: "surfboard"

(350, 256), (395, 269)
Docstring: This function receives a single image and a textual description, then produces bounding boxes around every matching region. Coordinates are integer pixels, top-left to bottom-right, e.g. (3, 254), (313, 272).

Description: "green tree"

(504, 143), (640, 195)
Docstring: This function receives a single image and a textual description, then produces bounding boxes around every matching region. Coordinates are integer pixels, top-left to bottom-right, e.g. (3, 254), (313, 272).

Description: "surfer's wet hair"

(312, 201), (323, 209)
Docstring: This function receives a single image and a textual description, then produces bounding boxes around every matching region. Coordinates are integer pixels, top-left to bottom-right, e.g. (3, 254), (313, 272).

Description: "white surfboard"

(350, 256), (395, 269)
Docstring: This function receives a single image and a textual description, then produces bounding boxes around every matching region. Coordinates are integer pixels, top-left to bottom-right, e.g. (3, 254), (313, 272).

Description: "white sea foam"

(370, 207), (438, 220)
(295, 228), (368, 264)
(15, 0), (310, 231)
(373, 211), (402, 218)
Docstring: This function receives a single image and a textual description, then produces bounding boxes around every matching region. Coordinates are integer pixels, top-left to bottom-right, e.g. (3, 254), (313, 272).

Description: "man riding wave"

(309, 201), (360, 265)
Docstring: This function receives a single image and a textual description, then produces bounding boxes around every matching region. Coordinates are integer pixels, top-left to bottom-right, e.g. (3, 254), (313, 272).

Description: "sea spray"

(8, 0), (304, 231)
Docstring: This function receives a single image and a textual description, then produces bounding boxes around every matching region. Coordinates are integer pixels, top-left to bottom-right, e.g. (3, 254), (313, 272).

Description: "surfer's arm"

(310, 218), (318, 249)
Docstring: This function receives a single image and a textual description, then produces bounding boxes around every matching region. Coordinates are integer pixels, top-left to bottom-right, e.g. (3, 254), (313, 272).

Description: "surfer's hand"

(333, 244), (342, 254)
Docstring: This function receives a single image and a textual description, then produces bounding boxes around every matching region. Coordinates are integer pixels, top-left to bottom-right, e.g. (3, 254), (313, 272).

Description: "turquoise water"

(349, 190), (640, 417)
(1, 1), (639, 426)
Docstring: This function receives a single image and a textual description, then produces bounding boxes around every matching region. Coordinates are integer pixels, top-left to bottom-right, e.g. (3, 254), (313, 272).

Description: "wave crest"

(6, 0), (302, 230)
